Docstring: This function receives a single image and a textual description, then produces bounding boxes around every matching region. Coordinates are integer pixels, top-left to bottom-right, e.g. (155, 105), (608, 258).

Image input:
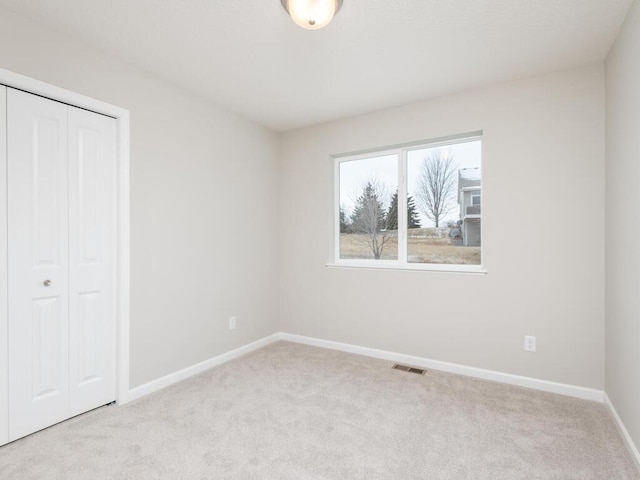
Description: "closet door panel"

(7, 88), (70, 441)
(68, 106), (117, 415)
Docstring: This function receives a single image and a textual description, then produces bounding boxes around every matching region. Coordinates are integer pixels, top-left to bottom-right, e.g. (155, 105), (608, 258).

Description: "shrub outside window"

(335, 135), (483, 272)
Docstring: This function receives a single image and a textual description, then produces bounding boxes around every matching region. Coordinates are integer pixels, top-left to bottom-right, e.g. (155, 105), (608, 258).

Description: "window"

(334, 135), (483, 271)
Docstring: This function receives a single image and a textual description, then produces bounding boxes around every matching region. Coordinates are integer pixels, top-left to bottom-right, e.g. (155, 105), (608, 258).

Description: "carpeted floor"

(0, 341), (638, 479)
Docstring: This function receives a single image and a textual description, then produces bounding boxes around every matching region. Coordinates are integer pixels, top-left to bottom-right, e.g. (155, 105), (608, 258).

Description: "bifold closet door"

(7, 88), (116, 441)
(67, 105), (117, 418)
(8, 88), (70, 440)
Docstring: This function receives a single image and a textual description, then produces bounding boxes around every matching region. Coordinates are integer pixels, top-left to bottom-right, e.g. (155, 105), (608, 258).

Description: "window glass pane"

(406, 140), (481, 265)
(339, 154), (398, 260)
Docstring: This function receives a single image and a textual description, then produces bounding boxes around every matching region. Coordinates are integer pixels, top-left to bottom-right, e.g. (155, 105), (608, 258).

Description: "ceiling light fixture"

(280, 0), (343, 30)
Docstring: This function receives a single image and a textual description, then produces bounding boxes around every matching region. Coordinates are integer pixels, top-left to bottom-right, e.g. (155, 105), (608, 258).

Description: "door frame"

(0, 68), (131, 445)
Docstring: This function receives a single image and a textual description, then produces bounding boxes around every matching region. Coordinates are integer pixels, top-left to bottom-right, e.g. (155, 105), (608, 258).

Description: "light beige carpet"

(0, 341), (638, 479)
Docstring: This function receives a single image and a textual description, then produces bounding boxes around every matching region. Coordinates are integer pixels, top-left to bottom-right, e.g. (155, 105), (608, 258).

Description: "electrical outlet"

(229, 316), (236, 330)
(524, 336), (536, 352)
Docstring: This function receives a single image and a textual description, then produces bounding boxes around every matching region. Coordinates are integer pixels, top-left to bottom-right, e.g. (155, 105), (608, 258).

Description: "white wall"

(279, 65), (606, 389)
(606, 0), (640, 453)
(0, 5), (612, 398)
(0, 7), (280, 387)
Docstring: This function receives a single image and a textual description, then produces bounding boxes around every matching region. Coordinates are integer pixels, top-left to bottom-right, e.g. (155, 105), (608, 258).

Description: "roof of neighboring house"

(458, 168), (481, 190)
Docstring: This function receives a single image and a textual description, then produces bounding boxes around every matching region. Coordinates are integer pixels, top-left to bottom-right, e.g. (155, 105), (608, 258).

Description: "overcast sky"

(339, 140), (481, 227)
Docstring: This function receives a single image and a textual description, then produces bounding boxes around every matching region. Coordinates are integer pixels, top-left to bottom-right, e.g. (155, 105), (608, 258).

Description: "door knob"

(43, 279), (52, 287)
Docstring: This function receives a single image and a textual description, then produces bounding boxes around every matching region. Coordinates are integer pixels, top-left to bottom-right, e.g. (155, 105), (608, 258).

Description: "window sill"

(326, 262), (487, 274)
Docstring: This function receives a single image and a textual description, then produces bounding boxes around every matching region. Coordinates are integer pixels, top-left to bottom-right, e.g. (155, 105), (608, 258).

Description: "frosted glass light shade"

(281, 0), (343, 30)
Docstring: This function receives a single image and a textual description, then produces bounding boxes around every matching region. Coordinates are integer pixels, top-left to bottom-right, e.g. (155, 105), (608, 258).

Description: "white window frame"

(330, 132), (486, 274)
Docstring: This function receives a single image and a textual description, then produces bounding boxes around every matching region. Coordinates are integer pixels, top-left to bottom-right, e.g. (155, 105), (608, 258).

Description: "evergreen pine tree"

(350, 182), (386, 234)
(339, 206), (351, 233)
(350, 182), (390, 259)
(386, 190), (422, 230)
(386, 191), (399, 230)
(407, 195), (421, 228)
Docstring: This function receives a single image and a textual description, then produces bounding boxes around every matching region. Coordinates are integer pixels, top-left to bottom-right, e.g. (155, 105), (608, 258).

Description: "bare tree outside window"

(415, 149), (457, 228)
(339, 154), (398, 261)
(350, 180), (391, 259)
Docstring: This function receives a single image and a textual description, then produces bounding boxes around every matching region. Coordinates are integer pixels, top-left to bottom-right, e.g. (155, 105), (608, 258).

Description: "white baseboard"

(124, 330), (640, 468)
(127, 331), (604, 405)
(604, 392), (640, 469)
(128, 334), (280, 402)
(278, 333), (604, 402)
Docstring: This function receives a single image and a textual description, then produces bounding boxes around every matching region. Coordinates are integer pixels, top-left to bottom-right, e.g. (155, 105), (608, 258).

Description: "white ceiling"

(0, 0), (632, 131)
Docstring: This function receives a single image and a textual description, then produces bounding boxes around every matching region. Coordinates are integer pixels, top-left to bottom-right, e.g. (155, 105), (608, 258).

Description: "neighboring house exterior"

(458, 168), (481, 246)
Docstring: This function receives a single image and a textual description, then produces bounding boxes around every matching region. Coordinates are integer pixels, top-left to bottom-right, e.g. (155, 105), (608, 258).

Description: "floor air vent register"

(392, 364), (426, 375)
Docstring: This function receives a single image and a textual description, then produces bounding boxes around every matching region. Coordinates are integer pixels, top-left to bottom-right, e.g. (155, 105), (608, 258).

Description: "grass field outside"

(339, 228), (481, 265)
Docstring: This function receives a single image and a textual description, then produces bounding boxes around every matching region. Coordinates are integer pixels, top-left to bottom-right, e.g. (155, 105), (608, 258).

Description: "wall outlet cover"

(524, 336), (536, 352)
